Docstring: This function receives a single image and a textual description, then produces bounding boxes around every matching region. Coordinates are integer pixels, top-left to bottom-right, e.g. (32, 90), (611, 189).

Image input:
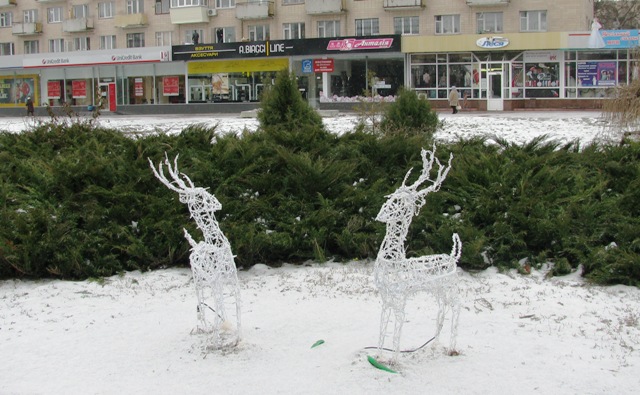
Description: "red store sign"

(313, 59), (334, 73)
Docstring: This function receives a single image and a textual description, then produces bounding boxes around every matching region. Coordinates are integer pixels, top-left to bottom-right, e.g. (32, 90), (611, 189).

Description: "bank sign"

(172, 35), (400, 61)
(23, 49), (170, 68)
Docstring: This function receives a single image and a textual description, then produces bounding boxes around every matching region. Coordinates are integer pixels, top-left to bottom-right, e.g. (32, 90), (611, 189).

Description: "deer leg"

(434, 288), (447, 341)
(448, 286), (461, 353)
(377, 303), (392, 352)
(391, 299), (406, 362)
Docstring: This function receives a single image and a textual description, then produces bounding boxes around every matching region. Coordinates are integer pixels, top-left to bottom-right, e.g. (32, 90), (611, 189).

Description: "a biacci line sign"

(476, 36), (510, 49)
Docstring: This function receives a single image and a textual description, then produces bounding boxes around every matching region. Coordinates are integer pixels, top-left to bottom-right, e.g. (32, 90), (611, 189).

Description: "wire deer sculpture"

(149, 153), (241, 348)
(374, 145), (461, 362)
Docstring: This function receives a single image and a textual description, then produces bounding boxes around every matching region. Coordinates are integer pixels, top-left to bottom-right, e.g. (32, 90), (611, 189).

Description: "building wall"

(0, 0), (594, 54)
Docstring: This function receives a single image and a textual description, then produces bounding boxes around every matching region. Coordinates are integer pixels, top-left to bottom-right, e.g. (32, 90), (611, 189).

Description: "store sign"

(163, 76), (180, 96)
(313, 59), (334, 73)
(302, 59), (313, 73)
(72, 80), (86, 99)
(577, 61), (617, 87)
(47, 81), (61, 99)
(476, 36), (509, 49)
(134, 78), (143, 97)
(601, 30), (640, 49)
(23, 47), (171, 68)
(172, 36), (401, 61)
(327, 38), (394, 51)
(0, 76), (36, 103)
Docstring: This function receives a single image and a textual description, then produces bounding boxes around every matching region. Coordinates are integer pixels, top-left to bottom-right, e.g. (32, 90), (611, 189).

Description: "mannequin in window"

(216, 28), (224, 43)
(192, 31), (200, 45)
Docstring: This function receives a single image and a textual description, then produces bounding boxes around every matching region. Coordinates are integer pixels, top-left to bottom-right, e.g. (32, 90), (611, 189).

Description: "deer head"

(376, 145), (453, 224)
(148, 153), (222, 213)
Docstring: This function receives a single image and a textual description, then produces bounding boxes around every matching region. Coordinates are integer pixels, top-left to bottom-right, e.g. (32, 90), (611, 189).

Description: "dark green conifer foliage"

(379, 87), (440, 138)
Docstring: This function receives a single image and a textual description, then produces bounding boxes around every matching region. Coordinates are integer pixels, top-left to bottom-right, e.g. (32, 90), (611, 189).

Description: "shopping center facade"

(0, 0), (637, 112)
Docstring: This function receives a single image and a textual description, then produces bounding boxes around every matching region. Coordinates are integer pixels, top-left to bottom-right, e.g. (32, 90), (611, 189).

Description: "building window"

(72, 37), (90, 51)
(0, 42), (14, 56)
(248, 24), (269, 41)
(318, 20), (340, 38)
(355, 18), (379, 36)
(48, 7), (62, 23)
(282, 0), (304, 4)
(216, 0), (235, 8)
(477, 12), (503, 34)
(185, 29), (204, 44)
(283, 22), (305, 39)
(71, 4), (89, 18)
(394, 16), (419, 35)
(127, 0), (144, 14)
(98, 2), (115, 19)
(435, 14), (460, 35)
(49, 39), (65, 53)
(520, 10), (547, 32)
(100, 35), (116, 49)
(155, 31), (172, 46)
(0, 12), (12, 28)
(156, 0), (170, 14)
(24, 40), (39, 54)
(212, 27), (234, 43)
(126, 32), (145, 48)
(171, 0), (208, 6)
(23, 10), (38, 24)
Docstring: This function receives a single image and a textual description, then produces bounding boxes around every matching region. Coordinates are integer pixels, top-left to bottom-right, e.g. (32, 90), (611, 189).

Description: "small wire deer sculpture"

(374, 145), (461, 362)
(149, 154), (241, 348)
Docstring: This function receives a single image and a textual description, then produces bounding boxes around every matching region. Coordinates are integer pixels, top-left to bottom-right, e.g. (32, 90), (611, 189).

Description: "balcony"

(466, 0), (510, 6)
(12, 22), (42, 35)
(383, 0), (425, 10)
(114, 13), (148, 29)
(35, 0), (66, 3)
(170, 5), (210, 24)
(62, 17), (94, 33)
(236, 1), (274, 20)
(306, 0), (345, 15)
(0, 0), (16, 7)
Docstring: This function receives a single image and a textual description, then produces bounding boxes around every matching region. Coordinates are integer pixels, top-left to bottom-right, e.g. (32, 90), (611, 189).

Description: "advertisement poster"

(0, 76), (37, 105)
(578, 62), (617, 86)
(47, 81), (61, 99)
(134, 78), (144, 97)
(211, 74), (229, 95)
(163, 76), (180, 96)
(72, 80), (87, 99)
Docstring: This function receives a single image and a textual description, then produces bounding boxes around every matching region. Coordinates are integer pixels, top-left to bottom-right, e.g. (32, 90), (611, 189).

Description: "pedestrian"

(192, 31), (199, 45)
(26, 96), (34, 116)
(448, 86), (460, 114)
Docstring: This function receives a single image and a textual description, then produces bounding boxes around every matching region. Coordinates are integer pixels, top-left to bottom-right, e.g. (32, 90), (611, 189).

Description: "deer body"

(374, 146), (461, 361)
(149, 154), (241, 347)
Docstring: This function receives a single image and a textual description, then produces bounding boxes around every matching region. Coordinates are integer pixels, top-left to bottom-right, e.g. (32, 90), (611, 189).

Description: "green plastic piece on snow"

(311, 340), (325, 349)
(367, 355), (397, 374)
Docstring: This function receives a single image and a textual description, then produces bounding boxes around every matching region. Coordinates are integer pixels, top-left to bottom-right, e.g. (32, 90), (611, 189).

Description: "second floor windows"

(477, 12), (503, 34)
(318, 20), (340, 38)
(127, 0), (144, 14)
(435, 14), (460, 35)
(0, 42), (15, 56)
(100, 35), (117, 49)
(71, 4), (89, 19)
(48, 7), (62, 23)
(156, 0), (170, 14)
(155, 31), (172, 46)
(521, 10), (547, 32)
(127, 32), (145, 48)
(24, 40), (39, 54)
(248, 24), (269, 41)
(171, 0), (208, 6)
(98, 2), (115, 19)
(49, 38), (65, 53)
(355, 18), (379, 36)
(283, 22), (305, 39)
(24, 10), (38, 24)
(394, 16), (419, 35)
(72, 37), (90, 51)
(213, 27), (235, 43)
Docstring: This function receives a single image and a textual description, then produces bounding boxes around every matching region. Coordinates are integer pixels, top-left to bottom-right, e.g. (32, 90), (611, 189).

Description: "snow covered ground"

(1, 110), (638, 394)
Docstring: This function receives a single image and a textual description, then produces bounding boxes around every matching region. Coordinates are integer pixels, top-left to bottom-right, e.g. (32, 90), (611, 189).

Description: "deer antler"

(148, 153), (196, 193)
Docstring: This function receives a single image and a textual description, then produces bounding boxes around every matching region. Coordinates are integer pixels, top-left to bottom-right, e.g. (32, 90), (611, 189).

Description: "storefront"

(172, 35), (403, 106)
(18, 47), (173, 109)
(404, 30), (639, 111)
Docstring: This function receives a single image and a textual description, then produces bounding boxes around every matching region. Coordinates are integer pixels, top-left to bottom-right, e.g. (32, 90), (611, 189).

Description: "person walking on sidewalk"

(26, 96), (34, 116)
(448, 86), (460, 114)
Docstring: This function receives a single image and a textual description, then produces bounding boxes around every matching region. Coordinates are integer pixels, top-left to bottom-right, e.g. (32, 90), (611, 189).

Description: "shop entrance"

(98, 83), (116, 112)
(487, 72), (504, 111)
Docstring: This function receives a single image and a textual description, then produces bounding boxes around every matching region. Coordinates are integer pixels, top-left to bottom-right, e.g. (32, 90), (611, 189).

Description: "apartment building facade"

(0, 0), (636, 111)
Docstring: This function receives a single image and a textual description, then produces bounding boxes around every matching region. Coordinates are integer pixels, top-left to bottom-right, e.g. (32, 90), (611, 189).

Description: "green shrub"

(379, 87), (441, 138)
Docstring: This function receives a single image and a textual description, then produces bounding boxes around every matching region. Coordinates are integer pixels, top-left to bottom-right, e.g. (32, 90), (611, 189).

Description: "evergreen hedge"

(0, 76), (638, 286)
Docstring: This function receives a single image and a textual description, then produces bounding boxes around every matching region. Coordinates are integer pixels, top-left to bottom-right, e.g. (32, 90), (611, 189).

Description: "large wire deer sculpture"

(374, 145), (461, 362)
(149, 154), (241, 348)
